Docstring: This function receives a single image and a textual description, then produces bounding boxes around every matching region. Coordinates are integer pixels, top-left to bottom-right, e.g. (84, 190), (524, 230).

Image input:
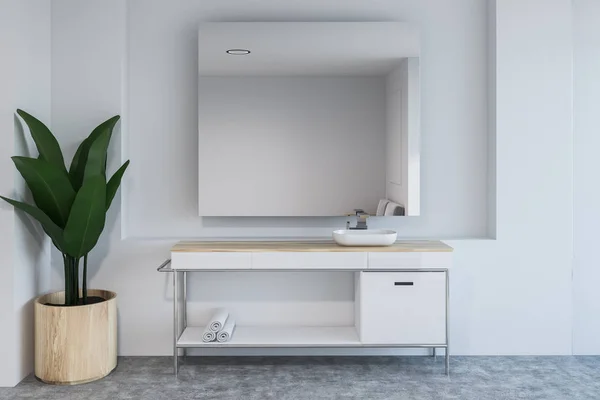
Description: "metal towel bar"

(157, 259), (172, 272)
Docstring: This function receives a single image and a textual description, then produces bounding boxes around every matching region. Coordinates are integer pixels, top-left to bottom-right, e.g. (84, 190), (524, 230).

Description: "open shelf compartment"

(177, 326), (361, 348)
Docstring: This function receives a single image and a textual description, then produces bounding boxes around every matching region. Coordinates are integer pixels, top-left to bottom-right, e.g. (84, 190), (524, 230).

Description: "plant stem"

(74, 257), (79, 304)
(70, 256), (75, 305)
(83, 255), (88, 304)
(63, 256), (71, 305)
(63, 255), (80, 306)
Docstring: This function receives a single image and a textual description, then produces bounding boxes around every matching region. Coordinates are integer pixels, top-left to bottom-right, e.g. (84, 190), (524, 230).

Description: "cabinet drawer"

(359, 271), (446, 344)
(252, 252), (367, 269)
(368, 252), (452, 268)
(171, 252), (251, 270)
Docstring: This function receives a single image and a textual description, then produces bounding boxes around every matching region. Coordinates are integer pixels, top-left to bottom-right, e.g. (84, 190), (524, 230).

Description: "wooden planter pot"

(34, 290), (117, 385)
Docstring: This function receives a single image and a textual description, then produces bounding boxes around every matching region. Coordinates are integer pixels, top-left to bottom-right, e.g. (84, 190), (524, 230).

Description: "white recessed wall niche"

(197, 22), (421, 217)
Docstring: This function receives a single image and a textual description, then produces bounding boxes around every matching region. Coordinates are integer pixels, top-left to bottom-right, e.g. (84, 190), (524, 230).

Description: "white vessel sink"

(332, 229), (397, 247)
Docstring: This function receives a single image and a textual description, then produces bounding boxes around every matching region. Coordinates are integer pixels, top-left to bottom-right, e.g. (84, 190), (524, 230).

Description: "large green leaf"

(106, 160), (130, 210)
(12, 156), (75, 228)
(69, 115), (120, 190)
(68, 138), (88, 190)
(0, 196), (67, 252)
(84, 130), (111, 180)
(16, 109), (66, 171)
(63, 175), (107, 258)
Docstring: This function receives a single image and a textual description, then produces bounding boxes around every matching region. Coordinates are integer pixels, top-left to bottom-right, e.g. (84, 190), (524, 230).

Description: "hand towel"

(208, 308), (229, 332)
(384, 201), (405, 216)
(202, 326), (216, 342)
(376, 199), (389, 216)
(217, 318), (236, 343)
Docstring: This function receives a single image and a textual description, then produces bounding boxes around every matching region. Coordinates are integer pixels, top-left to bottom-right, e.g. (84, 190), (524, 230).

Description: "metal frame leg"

(174, 271), (179, 376)
(183, 272), (187, 361)
(432, 347), (436, 360)
(445, 270), (450, 376)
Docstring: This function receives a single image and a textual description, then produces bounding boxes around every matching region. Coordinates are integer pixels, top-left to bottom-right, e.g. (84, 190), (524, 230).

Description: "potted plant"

(2, 109), (129, 385)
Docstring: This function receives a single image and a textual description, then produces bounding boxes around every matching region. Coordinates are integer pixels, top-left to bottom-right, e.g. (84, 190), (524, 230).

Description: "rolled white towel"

(208, 308), (229, 332)
(376, 199), (389, 216)
(217, 318), (236, 343)
(202, 326), (216, 342)
(384, 201), (404, 216)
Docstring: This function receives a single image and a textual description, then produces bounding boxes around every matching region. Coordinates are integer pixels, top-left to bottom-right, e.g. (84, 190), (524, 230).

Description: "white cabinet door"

(359, 271), (446, 344)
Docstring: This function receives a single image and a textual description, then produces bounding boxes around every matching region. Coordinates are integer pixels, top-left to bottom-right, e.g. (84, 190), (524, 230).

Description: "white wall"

(125, 0), (488, 239)
(48, 0), (489, 359)
(0, 0), (51, 387)
(573, 0), (600, 355)
(486, 0), (497, 239)
(0, 3), (18, 384)
(198, 77), (386, 216)
(448, 0), (573, 355)
(42, 0), (581, 365)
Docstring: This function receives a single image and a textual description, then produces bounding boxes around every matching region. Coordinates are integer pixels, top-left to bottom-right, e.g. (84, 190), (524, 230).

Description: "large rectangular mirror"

(198, 22), (420, 216)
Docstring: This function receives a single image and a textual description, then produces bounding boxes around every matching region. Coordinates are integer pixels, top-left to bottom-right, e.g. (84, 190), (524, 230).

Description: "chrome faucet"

(348, 209), (368, 230)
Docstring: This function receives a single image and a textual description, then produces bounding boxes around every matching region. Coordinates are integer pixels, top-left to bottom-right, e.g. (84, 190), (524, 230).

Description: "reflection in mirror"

(198, 22), (420, 216)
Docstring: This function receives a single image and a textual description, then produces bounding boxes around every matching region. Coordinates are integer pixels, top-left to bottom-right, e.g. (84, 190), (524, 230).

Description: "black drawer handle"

(394, 282), (414, 286)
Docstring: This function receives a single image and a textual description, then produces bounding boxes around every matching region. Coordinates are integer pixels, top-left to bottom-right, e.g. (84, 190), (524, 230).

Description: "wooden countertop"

(171, 240), (453, 253)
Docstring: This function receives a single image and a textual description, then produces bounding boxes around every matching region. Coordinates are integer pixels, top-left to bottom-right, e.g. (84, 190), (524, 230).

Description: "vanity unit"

(159, 240), (453, 375)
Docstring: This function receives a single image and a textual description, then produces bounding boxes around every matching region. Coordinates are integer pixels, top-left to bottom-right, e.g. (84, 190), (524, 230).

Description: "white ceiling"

(198, 22), (420, 76)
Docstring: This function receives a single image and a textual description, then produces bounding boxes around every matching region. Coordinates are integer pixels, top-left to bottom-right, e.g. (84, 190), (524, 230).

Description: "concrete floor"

(1, 356), (599, 400)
